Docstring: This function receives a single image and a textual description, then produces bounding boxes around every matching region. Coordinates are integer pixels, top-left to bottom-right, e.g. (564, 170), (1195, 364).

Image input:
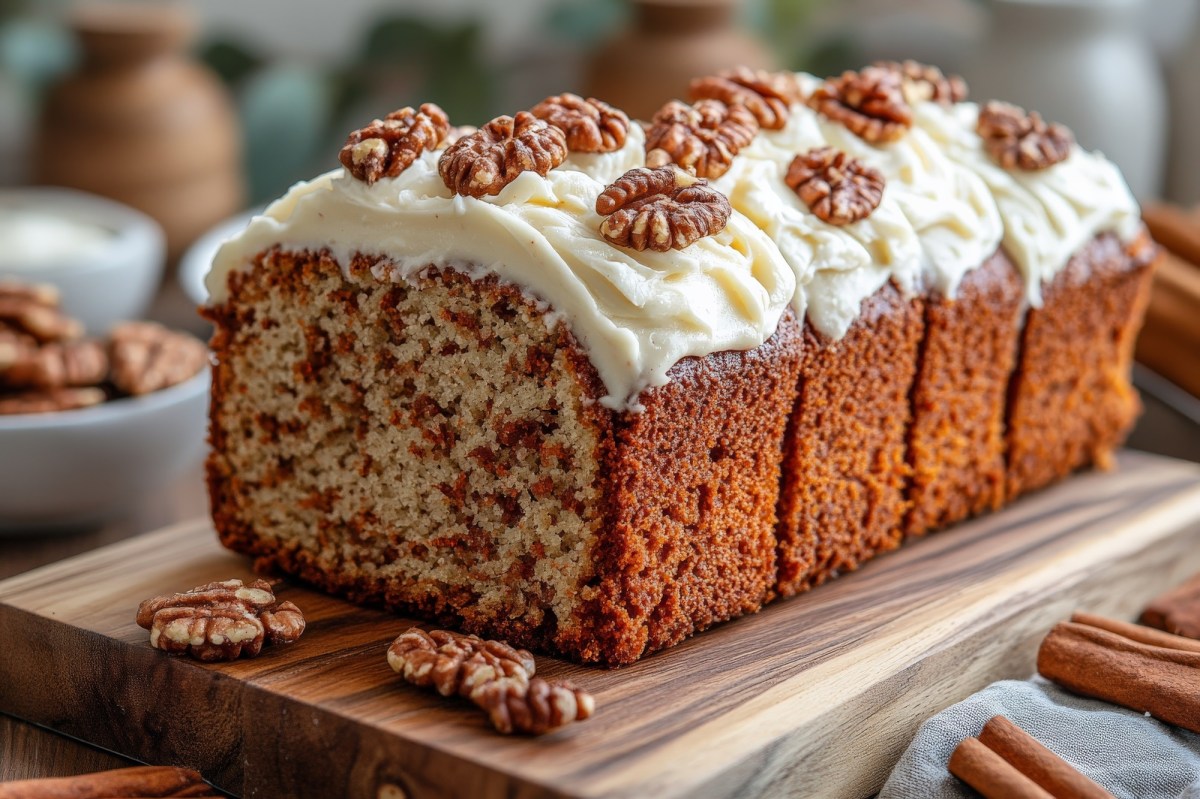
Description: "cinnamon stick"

(1143, 203), (1200, 267)
(948, 737), (1054, 799)
(1072, 612), (1200, 654)
(1141, 574), (1200, 640)
(1135, 250), (1200, 397)
(1037, 619), (1200, 733)
(977, 716), (1113, 799)
(0, 765), (216, 798)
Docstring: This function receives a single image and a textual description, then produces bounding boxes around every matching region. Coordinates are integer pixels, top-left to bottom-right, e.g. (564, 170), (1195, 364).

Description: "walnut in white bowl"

(0, 281), (209, 532)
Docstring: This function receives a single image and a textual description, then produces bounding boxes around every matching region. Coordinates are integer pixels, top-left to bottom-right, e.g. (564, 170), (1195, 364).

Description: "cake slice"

(791, 67), (1023, 539)
(1006, 232), (1156, 497)
(709, 66), (1012, 583)
(775, 283), (923, 594)
(906, 252), (1024, 535)
(910, 97), (1156, 499)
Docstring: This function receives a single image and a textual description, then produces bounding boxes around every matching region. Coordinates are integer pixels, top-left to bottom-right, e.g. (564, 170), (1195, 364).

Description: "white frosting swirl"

(715, 96), (931, 338)
(809, 113), (1005, 300)
(209, 132), (795, 412)
(912, 100), (1141, 305)
(715, 73), (1007, 339)
(210, 78), (1144, 408)
(714, 118), (923, 339)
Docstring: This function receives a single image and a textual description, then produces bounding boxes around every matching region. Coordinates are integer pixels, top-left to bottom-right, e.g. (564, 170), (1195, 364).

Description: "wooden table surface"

(0, 463), (208, 782)
(1, 395), (1198, 790)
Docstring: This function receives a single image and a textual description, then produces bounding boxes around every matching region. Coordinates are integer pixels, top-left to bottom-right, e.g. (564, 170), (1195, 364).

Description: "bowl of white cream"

(0, 188), (165, 334)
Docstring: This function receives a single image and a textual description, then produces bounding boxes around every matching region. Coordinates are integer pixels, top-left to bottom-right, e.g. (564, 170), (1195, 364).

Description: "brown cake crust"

(569, 310), (803, 663)
(1005, 232), (1157, 498)
(774, 282), (924, 597)
(206, 250), (803, 666)
(906, 252), (1024, 536)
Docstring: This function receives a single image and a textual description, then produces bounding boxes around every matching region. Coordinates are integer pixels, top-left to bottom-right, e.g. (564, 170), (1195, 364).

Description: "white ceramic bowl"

(0, 367), (210, 533)
(0, 187), (165, 334)
(178, 207), (259, 307)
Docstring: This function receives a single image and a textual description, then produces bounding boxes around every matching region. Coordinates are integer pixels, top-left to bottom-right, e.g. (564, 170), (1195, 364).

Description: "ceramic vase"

(583, 0), (774, 122)
(35, 3), (244, 262)
(963, 0), (1166, 199)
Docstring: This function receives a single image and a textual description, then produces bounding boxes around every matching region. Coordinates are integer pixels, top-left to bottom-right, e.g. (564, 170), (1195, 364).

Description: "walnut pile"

(0, 281), (98, 414)
(785, 147), (886, 226)
(108, 321), (210, 396)
(644, 99), (758, 180)
(976, 100), (1074, 170)
(438, 111), (567, 197)
(808, 66), (913, 143)
(596, 165), (733, 252)
(0, 282), (83, 342)
(874, 59), (967, 104)
(530, 93), (630, 153)
(688, 66), (800, 130)
(0, 282), (207, 415)
(387, 627), (595, 735)
(136, 579), (305, 662)
(339, 103), (450, 184)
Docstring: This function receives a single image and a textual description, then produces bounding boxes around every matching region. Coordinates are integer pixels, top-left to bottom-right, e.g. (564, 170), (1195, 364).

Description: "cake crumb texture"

(207, 251), (607, 651)
(1005, 233), (1156, 498)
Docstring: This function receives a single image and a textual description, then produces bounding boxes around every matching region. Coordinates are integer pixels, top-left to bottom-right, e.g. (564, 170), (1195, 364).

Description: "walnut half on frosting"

(530, 93), (630, 154)
(644, 99), (758, 180)
(597, 165), (733, 252)
(438, 111), (568, 198)
(808, 67), (913, 144)
(976, 100), (1074, 171)
(688, 66), (801, 131)
(339, 103), (450, 184)
(785, 147), (886, 226)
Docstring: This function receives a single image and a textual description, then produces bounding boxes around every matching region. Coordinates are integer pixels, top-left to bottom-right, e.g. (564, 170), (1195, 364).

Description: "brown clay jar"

(35, 3), (243, 262)
(583, 0), (775, 122)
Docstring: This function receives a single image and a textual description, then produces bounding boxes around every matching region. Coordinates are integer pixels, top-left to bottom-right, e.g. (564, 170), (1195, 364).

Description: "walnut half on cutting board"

(136, 578), (305, 662)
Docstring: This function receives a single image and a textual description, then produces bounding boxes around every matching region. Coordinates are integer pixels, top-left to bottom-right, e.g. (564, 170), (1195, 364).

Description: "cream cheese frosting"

(211, 75), (1143, 409)
(209, 128), (795, 412)
(912, 99), (1141, 306)
(714, 73), (1007, 339)
(714, 116), (923, 340)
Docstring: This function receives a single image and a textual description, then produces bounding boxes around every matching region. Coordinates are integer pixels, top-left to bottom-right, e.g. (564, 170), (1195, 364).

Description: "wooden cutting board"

(3, 451), (1200, 799)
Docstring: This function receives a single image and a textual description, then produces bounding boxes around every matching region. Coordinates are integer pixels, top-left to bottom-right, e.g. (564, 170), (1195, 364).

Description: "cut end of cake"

(206, 250), (608, 652)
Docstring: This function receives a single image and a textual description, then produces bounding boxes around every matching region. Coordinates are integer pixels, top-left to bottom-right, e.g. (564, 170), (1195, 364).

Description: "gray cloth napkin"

(880, 676), (1200, 799)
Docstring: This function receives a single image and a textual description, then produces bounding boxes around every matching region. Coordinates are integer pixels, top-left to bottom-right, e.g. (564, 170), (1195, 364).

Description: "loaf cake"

(205, 64), (1155, 665)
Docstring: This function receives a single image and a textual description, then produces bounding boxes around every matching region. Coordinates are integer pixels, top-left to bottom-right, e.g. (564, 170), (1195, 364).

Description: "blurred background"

(0, 0), (1198, 460)
(4, 0), (1200, 208)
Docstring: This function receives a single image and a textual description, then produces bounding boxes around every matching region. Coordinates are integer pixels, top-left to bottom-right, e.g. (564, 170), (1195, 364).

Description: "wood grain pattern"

(0, 716), (134, 782)
(1, 451), (1199, 799)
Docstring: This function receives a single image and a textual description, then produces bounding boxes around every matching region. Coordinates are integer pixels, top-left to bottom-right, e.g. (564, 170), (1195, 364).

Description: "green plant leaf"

(197, 38), (264, 88)
(543, 0), (626, 45)
(362, 17), (442, 64)
(239, 64), (334, 203)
